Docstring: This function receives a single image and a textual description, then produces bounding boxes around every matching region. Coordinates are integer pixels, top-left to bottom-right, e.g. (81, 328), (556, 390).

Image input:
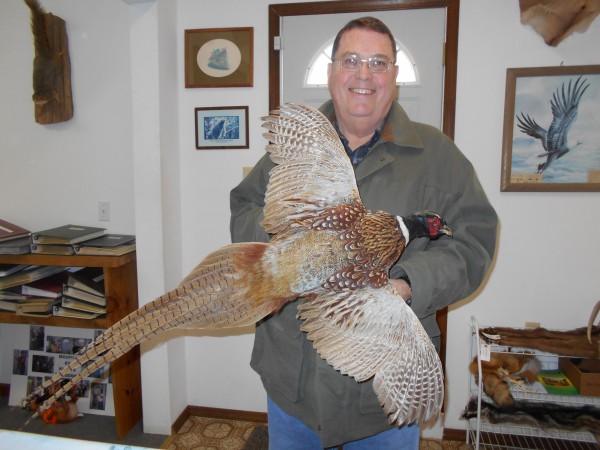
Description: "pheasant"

(24, 103), (451, 427)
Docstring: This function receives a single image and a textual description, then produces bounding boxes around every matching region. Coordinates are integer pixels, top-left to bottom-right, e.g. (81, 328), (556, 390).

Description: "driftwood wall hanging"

(24, 0), (73, 124)
(519, 0), (600, 46)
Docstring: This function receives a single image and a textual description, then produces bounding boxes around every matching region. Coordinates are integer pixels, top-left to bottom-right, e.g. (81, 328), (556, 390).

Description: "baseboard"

(443, 428), (467, 441)
(0, 383), (10, 397)
(171, 405), (268, 434)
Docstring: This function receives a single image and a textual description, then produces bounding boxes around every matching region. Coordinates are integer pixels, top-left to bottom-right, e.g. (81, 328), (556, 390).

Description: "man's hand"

(390, 278), (412, 304)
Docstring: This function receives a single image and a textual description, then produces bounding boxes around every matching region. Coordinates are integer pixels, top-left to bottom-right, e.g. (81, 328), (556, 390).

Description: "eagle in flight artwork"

(512, 74), (599, 183)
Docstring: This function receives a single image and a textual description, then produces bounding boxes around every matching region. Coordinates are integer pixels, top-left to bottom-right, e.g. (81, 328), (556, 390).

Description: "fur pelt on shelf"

(462, 397), (600, 442)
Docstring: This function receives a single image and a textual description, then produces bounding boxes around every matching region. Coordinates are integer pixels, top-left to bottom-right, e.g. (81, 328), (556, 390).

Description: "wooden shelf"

(0, 252), (136, 268)
(0, 312), (107, 328)
(0, 252), (142, 440)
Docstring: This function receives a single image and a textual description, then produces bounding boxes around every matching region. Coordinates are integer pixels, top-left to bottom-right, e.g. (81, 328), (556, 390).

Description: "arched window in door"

(305, 41), (418, 87)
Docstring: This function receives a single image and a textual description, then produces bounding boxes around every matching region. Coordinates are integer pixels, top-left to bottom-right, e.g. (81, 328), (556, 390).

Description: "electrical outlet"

(98, 201), (110, 221)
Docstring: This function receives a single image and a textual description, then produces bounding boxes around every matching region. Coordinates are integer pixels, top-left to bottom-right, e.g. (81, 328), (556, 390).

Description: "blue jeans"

(267, 397), (420, 449)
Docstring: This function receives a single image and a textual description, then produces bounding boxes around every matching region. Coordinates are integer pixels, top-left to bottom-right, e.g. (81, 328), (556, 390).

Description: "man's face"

(328, 28), (398, 129)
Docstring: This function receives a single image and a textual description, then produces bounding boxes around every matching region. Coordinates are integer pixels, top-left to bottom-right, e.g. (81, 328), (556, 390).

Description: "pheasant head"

(397, 210), (452, 243)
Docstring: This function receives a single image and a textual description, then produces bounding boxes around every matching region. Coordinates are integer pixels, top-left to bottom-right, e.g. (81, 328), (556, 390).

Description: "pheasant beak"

(440, 225), (452, 238)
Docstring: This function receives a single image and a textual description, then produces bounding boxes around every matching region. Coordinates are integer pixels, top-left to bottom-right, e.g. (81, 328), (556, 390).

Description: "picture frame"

(185, 27), (253, 88)
(501, 65), (600, 192)
(195, 106), (249, 150)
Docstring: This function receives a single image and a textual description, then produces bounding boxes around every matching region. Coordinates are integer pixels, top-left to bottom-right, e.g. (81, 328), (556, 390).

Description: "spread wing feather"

(298, 284), (444, 425)
(261, 103), (361, 235)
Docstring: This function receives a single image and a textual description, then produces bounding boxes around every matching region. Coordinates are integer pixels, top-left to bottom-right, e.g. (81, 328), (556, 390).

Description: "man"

(230, 17), (497, 449)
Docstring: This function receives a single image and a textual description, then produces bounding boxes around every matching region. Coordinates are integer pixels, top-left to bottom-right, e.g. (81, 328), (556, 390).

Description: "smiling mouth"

(349, 88), (375, 95)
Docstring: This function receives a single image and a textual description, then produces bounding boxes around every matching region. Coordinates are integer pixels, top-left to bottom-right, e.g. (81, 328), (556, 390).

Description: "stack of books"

(1, 220), (135, 257)
(31, 224), (106, 256)
(74, 234), (136, 256)
(0, 266), (70, 317)
(0, 219), (31, 255)
(0, 265), (107, 319)
(0, 295), (62, 317)
(55, 267), (107, 319)
(0, 265), (67, 291)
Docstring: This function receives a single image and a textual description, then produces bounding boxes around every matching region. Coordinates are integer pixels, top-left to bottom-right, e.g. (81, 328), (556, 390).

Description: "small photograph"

(26, 376), (44, 395)
(46, 336), (61, 353)
(90, 383), (107, 411)
(46, 336), (74, 354)
(69, 379), (90, 399)
(83, 360), (109, 380)
(72, 338), (91, 354)
(29, 326), (45, 351)
(32, 354), (55, 374)
(13, 349), (28, 375)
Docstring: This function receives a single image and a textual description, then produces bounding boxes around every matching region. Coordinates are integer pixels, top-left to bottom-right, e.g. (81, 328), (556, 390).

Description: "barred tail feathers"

(27, 242), (286, 414)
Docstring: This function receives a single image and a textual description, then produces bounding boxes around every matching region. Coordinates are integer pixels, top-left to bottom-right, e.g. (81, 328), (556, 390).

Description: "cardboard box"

(559, 357), (600, 397)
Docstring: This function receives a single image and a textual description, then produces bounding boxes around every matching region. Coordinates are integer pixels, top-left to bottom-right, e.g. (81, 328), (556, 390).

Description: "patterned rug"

(162, 415), (262, 449)
(162, 415), (472, 450)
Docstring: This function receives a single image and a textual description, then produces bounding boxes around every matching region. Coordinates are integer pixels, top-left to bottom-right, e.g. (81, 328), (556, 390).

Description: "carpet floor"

(163, 415), (473, 450)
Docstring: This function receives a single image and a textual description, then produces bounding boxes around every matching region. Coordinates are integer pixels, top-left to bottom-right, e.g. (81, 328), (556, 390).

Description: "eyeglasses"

(334, 53), (395, 73)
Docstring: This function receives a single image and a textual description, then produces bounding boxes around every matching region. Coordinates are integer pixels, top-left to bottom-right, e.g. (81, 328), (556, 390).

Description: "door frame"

(268, 0), (459, 139)
(268, 0), (460, 372)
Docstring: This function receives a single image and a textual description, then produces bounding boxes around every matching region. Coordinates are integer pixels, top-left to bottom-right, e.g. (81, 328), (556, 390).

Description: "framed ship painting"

(185, 27), (253, 88)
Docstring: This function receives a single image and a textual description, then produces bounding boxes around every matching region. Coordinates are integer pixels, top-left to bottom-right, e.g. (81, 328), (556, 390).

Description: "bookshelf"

(0, 252), (141, 440)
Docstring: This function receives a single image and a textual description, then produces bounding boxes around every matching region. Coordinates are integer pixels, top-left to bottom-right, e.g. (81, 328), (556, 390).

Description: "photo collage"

(8, 325), (114, 416)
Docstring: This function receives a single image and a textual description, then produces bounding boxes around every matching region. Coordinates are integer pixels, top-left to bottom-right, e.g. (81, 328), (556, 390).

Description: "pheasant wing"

(261, 103), (361, 235)
(298, 284), (444, 426)
(547, 76), (589, 152)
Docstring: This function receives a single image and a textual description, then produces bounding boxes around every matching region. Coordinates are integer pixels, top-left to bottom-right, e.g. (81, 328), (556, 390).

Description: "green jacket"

(230, 101), (498, 447)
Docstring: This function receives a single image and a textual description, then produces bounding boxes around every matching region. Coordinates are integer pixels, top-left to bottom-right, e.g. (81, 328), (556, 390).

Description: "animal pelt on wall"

(519, 0), (600, 46)
(469, 353), (541, 407)
(479, 301), (600, 358)
(479, 325), (600, 359)
(462, 398), (600, 442)
(23, 0), (61, 105)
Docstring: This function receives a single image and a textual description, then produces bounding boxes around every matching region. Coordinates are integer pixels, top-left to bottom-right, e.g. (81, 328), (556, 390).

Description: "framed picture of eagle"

(194, 106), (249, 150)
(501, 65), (600, 192)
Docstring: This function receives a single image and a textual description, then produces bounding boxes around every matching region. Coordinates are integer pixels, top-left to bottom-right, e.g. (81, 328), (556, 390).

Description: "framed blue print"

(501, 65), (600, 192)
(195, 106), (249, 150)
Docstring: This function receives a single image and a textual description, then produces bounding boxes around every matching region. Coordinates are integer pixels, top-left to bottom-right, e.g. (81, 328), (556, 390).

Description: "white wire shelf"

(467, 426), (598, 450)
(467, 317), (600, 450)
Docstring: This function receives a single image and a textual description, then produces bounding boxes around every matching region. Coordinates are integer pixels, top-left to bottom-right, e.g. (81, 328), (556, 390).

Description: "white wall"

(2, 0), (599, 437)
(446, 2), (600, 430)
(0, 0), (134, 232)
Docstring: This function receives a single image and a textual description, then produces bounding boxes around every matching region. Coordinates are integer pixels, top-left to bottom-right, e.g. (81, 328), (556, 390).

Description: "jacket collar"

(319, 101), (424, 181)
(319, 100), (424, 152)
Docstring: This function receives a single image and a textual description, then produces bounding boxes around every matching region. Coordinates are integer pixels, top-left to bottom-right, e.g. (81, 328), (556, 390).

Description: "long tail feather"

(24, 242), (286, 415)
